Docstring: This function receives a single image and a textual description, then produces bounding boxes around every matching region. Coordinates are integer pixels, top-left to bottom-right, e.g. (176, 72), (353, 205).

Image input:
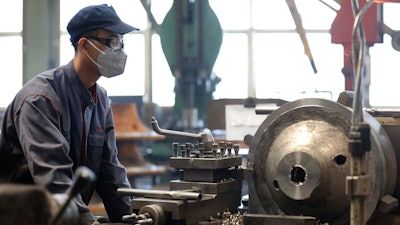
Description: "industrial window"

(0, 0), (23, 108)
(211, 0), (342, 102)
(1, 1), (400, 109)
(369, 3), (400, 106)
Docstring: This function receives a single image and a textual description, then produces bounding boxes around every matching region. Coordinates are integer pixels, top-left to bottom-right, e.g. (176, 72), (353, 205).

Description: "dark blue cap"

(67, 4), (139, 45)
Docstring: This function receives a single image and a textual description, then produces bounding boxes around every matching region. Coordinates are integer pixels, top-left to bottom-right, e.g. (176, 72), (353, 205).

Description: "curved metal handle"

(151, 117), (214, 151)
(151, 117), (202, 140)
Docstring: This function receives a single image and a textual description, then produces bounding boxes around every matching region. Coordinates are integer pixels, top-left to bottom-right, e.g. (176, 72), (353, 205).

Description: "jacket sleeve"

(95, 105), (132, 222)
(14, 94), (96, 225)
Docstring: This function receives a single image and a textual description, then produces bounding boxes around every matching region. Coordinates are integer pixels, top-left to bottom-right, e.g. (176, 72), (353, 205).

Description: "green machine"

(142, 0), (223, 130)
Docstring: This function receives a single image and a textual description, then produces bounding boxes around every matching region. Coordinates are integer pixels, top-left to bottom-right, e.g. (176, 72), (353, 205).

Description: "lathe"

(117, 93), (400, 225)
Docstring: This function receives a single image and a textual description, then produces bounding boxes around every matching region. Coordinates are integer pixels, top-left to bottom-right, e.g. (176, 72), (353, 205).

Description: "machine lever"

(151, 117), (214, 150)
(48, 166), (96, 225)
(151, 117), (202, 140)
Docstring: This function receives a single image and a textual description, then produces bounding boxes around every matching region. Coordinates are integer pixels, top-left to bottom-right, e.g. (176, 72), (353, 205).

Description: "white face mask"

(86, 39), (127, 78)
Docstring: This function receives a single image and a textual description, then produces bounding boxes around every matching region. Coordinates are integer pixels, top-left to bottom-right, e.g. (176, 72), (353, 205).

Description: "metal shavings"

(221, 211), (244, 225)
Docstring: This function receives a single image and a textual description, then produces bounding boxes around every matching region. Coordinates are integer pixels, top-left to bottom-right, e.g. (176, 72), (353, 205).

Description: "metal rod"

(48, 167), (96, 225)
(286, 0), (318, 73)
(348, 1), (375, 225)
(317, 0), (339, 12)
(350, 0), (374, 128)
(118, 188), (203, 200)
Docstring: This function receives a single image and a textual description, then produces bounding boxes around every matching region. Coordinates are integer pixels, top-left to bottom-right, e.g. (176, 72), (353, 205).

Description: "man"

(0, 4), (138, 225)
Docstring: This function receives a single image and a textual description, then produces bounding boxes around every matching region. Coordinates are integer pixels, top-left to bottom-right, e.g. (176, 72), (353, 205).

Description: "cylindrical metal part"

(173, 142), (179, 157)
(180, 145), (186, 158)
(117, 188), (202, 200)
(226, 142), (233, 157)
(212, 144), (218, 158)
(186, 143), (193, 158)
(138, 204), (165, 225)
(234, 144), (240, 156)
(219, 142), (226, 158)
(246, 98), (397, 225)
(199, 142), (205, 158)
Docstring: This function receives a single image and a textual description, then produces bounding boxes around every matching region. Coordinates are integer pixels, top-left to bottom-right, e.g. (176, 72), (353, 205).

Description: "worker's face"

(84, 29), (114, 62)
(78, 29), (127, 77)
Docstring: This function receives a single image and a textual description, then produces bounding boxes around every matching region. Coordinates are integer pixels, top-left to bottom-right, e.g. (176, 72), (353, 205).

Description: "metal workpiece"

(118, 188), (203, 200)
(276, 151), (321, 201)
(246, 98), (397, 225)
(151, 116), (214, 150)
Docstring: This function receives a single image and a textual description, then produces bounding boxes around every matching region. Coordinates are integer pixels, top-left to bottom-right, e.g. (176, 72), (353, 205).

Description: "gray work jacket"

(0, 60), (132, 224)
